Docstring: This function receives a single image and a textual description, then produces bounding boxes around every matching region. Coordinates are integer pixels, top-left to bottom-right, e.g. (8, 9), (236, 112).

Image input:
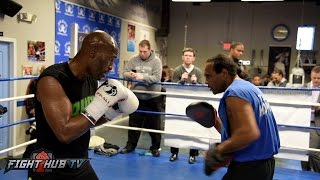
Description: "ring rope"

(135, 110), (320, 131)
(107, 76), (320, 91)
(0, 118), (35, 129)
(0, 77), (319, 155)
(0, 116), (129, 155)
(1, 75), (320, 91)
(131, 89), (320, 107)
(0, 110), (319, 131)
(1, 116), (320, 155)
(0, 139), (36, 155)
(0, 76), (38, 81)
(101, 124), (320, 153)
(0, 94), (34, 102)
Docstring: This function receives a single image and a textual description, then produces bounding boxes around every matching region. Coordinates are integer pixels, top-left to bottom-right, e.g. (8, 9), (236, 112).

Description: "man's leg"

(121, 112), (143, 153)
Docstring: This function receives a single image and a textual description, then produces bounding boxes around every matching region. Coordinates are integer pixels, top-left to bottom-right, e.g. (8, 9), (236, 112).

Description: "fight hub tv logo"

(4, 149), (89, 174)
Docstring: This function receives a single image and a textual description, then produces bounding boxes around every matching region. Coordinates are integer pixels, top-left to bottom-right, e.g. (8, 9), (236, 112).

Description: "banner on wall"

(55, 0), (121, 77)
(268, 46), (291, 79)
(127, 24), (135, 52)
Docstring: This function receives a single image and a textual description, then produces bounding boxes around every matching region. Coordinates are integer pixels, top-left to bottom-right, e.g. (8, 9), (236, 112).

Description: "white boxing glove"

(82, 79), (128, 125)
(119, 88), (139, 114)
(104, 87), (139, 121)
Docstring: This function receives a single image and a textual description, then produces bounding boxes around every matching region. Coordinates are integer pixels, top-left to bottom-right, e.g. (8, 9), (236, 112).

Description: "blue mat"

(0, 149), (319, 179)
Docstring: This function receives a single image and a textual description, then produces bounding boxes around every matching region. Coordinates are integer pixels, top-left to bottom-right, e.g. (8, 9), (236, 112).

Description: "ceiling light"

(241, 0), (284, 1)
(172, 0), (211, 2)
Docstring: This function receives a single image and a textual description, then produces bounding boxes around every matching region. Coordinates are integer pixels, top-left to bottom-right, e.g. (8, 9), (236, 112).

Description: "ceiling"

(189, 0), (319, 2)
(191, 0), (320, 5)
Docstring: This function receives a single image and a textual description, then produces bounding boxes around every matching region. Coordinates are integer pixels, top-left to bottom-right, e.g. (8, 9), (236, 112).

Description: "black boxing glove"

(186, 102), (217, 128)
(204, 143), (233, 176)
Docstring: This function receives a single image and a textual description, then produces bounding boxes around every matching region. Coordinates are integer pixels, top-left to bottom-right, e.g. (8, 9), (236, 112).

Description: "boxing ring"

(0, 76), (320, 179)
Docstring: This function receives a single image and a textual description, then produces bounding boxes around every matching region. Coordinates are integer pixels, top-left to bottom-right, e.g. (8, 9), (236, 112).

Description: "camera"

(26, 121), (36, 136)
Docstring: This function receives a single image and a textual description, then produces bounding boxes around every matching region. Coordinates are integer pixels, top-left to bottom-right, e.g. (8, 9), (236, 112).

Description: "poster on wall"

(127, 24), (135, 52)
(140, 29), (150, 42)
(22, 65), (33, 76)
(27, 41), (46, 61)
(268, 46), (291, 79)
(55, 0), (121, 77)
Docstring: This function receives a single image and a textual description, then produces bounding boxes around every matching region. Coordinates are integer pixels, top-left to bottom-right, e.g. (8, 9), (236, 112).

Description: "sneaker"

(169, 154), (178, 162)
(151, 149), (160, 157)
(120, 147), (134, 154)
(189, 156), (196, 164)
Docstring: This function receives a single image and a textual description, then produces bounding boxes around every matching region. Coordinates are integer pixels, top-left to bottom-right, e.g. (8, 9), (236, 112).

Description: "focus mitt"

(186, 102), (216, 128)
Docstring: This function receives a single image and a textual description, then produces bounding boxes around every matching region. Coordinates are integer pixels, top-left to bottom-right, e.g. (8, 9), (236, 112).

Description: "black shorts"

(223, 157), (275, 180)
(27, 162), (98, 180)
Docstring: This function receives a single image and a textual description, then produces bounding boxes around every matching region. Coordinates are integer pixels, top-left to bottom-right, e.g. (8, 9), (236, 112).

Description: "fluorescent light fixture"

(172, 0), (211, 2)
(241, 0), (284, 1)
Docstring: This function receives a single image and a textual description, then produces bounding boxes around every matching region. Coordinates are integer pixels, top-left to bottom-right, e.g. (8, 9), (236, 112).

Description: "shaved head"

(71, 31), (119, 80)
(80, 31), (118, 57)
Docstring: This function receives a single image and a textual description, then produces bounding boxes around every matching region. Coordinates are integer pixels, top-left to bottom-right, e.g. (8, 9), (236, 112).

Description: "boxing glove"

(82, 79), (128, 125)
(204, 143), (233, 176)
(104, 87), (139, 121)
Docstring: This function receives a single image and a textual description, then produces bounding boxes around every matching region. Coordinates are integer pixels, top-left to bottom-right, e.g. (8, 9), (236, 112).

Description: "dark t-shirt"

(35, 62), (97, 158)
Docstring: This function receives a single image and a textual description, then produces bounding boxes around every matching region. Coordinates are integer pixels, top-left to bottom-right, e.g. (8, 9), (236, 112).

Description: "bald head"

(79, 31), (118, 57)
(71, 31), (120, 80)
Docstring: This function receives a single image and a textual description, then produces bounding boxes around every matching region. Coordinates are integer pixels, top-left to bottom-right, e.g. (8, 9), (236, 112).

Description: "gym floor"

(0, 118), (319, 179)
(0, 149), (320, 180)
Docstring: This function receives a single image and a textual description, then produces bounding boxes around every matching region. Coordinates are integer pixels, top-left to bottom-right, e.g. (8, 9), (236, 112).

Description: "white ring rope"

(0, 94), (34, 102)
(0, 90), (319, 107)
(132, 90), (320, 107)
(0, 139), (36, 155)
(2, 121), (319, 155)
(0, 82), (319, 155)
(101, 123), (320, 153)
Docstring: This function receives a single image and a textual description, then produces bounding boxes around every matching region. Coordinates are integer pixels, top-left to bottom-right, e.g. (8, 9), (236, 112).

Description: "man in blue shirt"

(204, 54), (280, 179)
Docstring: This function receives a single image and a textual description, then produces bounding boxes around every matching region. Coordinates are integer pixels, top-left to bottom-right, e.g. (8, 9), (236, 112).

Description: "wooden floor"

(0, 149), (319, 180)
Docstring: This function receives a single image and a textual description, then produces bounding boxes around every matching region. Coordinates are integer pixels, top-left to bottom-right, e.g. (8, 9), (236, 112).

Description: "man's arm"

(37, 76), (93, 144)
(216, 97), (260, 154)
(172, 68), (181, 83)
(196, 68), (203, 84)
(123, 59), (134, 79)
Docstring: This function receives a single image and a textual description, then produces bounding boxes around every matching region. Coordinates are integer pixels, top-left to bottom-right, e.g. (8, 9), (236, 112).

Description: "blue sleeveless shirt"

(218, 79), (280, 162)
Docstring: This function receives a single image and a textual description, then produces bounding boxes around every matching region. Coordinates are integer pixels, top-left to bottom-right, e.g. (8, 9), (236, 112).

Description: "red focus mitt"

(204, 143), (233, 176)
(186, 102), (217, 128)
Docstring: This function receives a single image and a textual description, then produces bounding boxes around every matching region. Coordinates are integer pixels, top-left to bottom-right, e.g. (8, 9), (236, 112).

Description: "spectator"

(172, 47), (203, 84)
(301, 65), (320, 172)
(267, 69), (287, 87)
(171, 47), (202, 164)
(261, 74), (271, 86)
(251, 74), (262, 86)
(121, 40), (163, 157)
(229, 42), (250, 80)
(162, 65), (173, 82)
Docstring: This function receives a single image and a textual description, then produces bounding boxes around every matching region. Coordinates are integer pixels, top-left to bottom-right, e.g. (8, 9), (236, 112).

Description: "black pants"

(126, 96), (162, 151)
(170, 147), (199, 156)
(301, 121), (320, 172)
(223, 157), (275, 180)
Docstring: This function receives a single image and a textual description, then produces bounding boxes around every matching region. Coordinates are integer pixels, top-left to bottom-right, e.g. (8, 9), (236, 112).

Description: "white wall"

(167, 2), (320, 78)
(0, 0), (55, 155)
(0, 0), (159, 155)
